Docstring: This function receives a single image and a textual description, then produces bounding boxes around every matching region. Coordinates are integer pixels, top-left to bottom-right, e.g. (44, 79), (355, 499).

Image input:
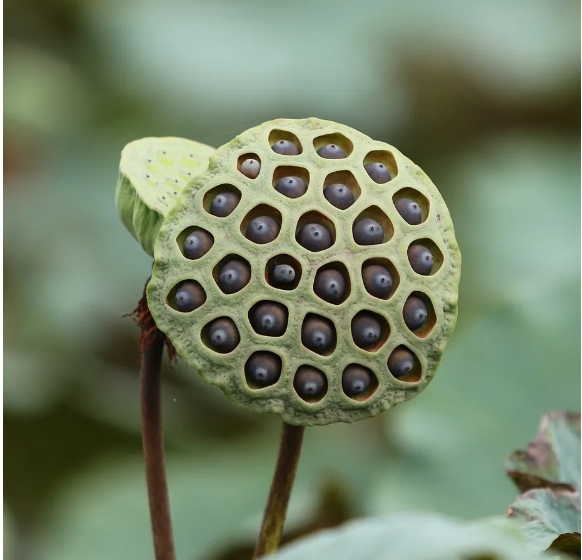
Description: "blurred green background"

(4, 0), (580, 559)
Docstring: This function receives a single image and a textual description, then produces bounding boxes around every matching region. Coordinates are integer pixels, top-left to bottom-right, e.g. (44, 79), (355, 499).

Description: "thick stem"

(140, 329), (176, 560)
(253, 422), (306, 559)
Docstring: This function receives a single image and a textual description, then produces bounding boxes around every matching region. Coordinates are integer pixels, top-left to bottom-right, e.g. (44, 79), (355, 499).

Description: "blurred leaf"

(508, 489), (580, 557)
(506, 411), (580, 493)
(266, 512), (541, 560)
(4, 502), (18, 560)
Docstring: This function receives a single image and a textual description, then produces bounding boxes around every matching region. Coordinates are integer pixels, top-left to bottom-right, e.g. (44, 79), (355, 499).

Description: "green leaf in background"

(508, 489), (580, 557)
(505, 411), (581, 557)
(266, 512), (543, 560)
(506, 411), (581, 493)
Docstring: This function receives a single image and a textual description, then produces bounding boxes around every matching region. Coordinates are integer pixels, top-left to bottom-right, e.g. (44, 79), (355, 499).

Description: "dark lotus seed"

(208, 318), (240, 353)
(246, 215), (280, 244)
(408, 244), (433, 275)
(362, 264), (393, 298)
(403, 296), (428, 331)
(388, 347), (416, 378)
(271, 140), (300, 155)
(218, 259), (251, 294)
(210, 191), (241, 217)
(351, 313), (382, 349)
(364, 162), (391, 184)
(273, 264), (296, 284)
(317, 144), (347, 159)
(245, 352), (281, 387)
(274, 176), (307, 198)
(394, 198), (422, 225)
(314, 269), (346, 304)
(353, 217), (384, 245)
(297, 223), (333, 252)
(174, 281), (206, 312)
(301, 316), (335, 354)
(240, 158), (261, 179)
(293, 366), (327, 400)
(342, 365), (373, 397)
(184, 230), (213, 259)
(251, 302), (288, 337)
(323, 183), (355, 210)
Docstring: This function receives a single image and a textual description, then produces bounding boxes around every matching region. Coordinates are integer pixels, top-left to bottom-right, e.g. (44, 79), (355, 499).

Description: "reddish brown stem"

(253, 422), (305, 559)
(140, 329), (176, 560)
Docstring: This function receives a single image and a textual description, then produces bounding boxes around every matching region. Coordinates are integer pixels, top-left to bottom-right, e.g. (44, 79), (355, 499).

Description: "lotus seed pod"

(116, 137), (214, 255)
(146, 117), (461, 426)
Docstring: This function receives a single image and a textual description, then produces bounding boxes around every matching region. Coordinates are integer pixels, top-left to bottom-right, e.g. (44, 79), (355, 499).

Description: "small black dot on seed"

(317, 144), (347, 159)
(408, 244), (433, 275)
(364, 162), (391, 184)
(274, 176), (307, 198)
(210, 191), (241, 217)
(314, 269), (346, 304)
(272, 140), (300, 155)
(342, 365), (373, 397)
(362, 264), (393, 299)
(251, 302), (288, 337)
(301, 316), (335, 354)
(208, 318), (240, 353)
(174, 281), (206, 312)
(323, 183), (355, 209)
(353, 218), (384, 245)
(403, 296), (428, 331)
(297, 223), (333, 252)
(217, 259), (251, 294)
(246, 216), (280, 244)
(240, 158), (261, 179)
(293, 366), (327, 401)
(351, 313), (382, 350)
(395, 198), (422, 225)
(183, 230), (213, 260)
(388, 347), (416, 378)
(245, 352), (281, 388)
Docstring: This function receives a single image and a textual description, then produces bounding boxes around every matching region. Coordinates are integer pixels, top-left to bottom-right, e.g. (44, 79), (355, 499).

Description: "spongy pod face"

(115, 137), (215, 255)
(147, 118), (461, 426)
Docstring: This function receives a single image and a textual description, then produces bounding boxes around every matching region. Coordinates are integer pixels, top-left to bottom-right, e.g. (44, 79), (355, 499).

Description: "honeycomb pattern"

(147, 118), (461, 426)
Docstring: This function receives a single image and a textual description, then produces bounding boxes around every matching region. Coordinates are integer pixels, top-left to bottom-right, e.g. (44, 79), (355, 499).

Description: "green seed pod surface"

(116, 137), (215, 255)
(147, 118), (461, 426)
